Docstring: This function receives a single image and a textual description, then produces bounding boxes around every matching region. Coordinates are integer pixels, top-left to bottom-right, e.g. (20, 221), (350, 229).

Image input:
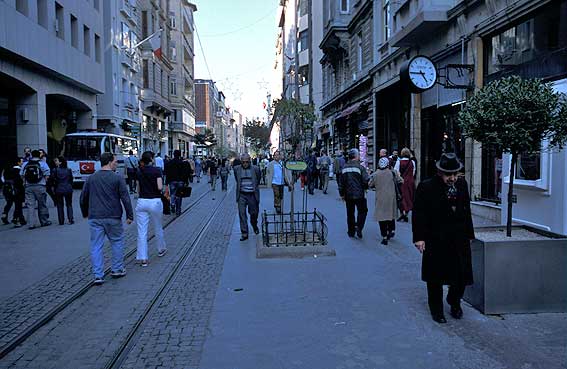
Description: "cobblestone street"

(0, 179), (565, 368)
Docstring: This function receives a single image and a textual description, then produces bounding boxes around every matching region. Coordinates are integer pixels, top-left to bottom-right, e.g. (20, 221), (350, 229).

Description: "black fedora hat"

(436, 153), (463, 173)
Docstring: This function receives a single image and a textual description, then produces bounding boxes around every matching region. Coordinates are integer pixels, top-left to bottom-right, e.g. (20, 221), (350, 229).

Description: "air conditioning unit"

(352, 73), (357, 81)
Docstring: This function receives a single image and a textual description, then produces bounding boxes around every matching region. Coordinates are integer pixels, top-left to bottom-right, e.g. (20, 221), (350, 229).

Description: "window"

(37, 0), (48, 29)
(142, 60), (149, 88)
(340, 0), (349, 13)
(383, 0), (391, 42)
(16, 0), (28, 16)
(55, 2), (64, 39)
(141, 11), (148, 38)
(170, 41), (177, 61)
(357, 32), (363, 71)
(299, 0), (309, 16)
(169, 12), (176, 28)
(94, 34), (101, 62)
(516, 152), (541, 180)
(70, 14), (78, 48)
(152, 62), (157, 91)
(170, 79), (177, 96)
(160, 69), (164, 96)
(122, 78), (128, 106)
(83, 25), (91, 56)
(121, 22), (131, 49)
(298, 31), (309, 52)
(130, 83), (136, 106)
(93, 0), (100, 11)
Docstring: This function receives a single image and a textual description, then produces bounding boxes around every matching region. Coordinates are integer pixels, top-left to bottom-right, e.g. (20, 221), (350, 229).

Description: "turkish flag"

(150, 31), (162, 59)
(80, 162), (95, 174)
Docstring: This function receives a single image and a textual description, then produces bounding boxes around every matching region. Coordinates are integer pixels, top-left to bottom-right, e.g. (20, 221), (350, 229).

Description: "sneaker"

(140, 260), (148, 267)
(68, 220), (75, 225)
(93, 277), (105, 285)
(13, 221), (22, 228)
(356, 230), (363, 239)
(19, 219), (27, 226)
(158, 249), (167, 257)
(1, 216), (9, 225)
(110, 269), (127, 278)
(381, 238), (388, 245)
(41, 221), (52, 227)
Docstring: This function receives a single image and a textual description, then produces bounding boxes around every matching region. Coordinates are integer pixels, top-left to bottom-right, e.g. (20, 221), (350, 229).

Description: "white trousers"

(136, 198), (166, 261)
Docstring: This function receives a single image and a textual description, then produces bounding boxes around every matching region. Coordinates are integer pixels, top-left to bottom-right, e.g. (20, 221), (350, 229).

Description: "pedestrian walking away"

(306, 151), (318, 195)
(233, 154), (261, 241)
(194, 157), (202, 183)
(318, 150), (332, 194)
(136, 151), (168, 267)
(51, 156), (74, 225)
(412, 153), (475, 324)
(165, 150), (191, 217)
(20, 150), (51, 229)
(369, 157), (403, 245)
(219, 159), (230, 191)
(208, 157), (218, 191)
(338, 148), (369, 239)
(1, 157), (26, 227)
(394, 147), (416, 222)
(333, 151), (346, 188)
(266, 150), (293, 214)
(154, 152), (165, 171)
(125, 150), (139, 194)
(80, 152), (134, 285)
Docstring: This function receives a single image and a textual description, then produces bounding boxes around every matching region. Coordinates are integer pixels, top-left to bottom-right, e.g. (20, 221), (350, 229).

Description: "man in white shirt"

(266, 150), (293, 214)
(155, 152), (165, 171)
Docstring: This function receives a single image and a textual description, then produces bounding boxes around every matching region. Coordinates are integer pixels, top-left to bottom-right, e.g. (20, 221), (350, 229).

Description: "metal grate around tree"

(261, 210), (328, 247)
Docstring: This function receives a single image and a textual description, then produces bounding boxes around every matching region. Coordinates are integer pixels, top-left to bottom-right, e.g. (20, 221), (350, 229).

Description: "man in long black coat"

(412, 153), (475, 324)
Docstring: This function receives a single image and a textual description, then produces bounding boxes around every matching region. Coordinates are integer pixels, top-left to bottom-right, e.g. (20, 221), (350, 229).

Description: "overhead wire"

(200, 6), (278, 38)
(194, 20), (214, 81)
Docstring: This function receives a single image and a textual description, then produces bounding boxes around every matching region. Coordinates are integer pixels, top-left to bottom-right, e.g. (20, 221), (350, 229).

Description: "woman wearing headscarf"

(369, 157), (403, 245)
(394, 147), (416, 222)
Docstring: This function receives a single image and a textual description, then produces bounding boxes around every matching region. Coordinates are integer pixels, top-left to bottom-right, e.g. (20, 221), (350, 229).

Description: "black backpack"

(24, 161), (43, 184)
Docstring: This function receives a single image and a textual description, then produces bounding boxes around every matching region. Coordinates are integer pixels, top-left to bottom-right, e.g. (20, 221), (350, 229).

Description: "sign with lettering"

(285, 161), (307, 171)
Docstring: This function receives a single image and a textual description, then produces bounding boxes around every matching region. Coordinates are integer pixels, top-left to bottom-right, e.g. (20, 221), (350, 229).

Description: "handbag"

(392, 171), (402, 208)
(161, 194), (171, 215)
(176, 185), (192, 198)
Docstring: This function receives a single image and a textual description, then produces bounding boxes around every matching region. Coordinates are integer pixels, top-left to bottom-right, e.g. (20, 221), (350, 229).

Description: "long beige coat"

(369, 169), (403, 222)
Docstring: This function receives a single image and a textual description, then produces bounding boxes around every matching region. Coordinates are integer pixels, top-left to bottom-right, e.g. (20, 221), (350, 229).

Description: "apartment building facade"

(138, 0), (172, 155)
(0, 0), (104, 168)
(96, 0), (142, 139)
(167, 0), (196, 158)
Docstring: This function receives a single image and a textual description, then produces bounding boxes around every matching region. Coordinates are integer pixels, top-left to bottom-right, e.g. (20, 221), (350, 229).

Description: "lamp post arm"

(127, 28), (163, 53)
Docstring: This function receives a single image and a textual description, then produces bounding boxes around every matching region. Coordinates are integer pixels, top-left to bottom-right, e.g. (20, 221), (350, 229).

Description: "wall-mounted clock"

(400, 55), (437, 93)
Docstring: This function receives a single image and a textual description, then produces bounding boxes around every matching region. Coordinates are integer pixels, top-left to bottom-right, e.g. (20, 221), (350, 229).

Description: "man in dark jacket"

(165, 150), (191, 216)
(338, 148), (369, 239)
(233, 154), (261, 241)
(412, 153), (475, 324)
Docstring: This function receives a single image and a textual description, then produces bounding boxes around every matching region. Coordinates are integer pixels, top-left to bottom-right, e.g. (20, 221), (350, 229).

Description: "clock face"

(408, 56), (437, 90)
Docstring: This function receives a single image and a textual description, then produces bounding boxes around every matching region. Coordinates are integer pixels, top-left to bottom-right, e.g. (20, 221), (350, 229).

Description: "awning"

(339, 101), (363, 118)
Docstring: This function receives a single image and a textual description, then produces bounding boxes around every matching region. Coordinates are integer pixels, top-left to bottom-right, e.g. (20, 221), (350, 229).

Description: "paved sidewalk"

(200, 180), (567, 369)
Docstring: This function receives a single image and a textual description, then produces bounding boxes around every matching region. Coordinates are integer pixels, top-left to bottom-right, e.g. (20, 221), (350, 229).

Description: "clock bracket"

(436, 64), (475, 90)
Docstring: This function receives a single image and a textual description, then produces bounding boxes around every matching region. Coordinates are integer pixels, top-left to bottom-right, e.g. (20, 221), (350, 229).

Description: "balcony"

(299, 49), (309, 67)
(120, 52), (133, 68)
(299, 84), (310, 104)
(320, 19), (349, 61)
(170, 121), (195, 136)
(298, 14), (308, 32)
(389, 0), (455, 47)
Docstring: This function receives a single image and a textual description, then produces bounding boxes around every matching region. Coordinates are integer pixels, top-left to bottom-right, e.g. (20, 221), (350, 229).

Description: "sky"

(193, 0), (278, 120)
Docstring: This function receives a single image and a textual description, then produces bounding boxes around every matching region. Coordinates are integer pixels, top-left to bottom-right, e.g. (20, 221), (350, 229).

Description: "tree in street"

(458, 76), (567, 236)
(243, 119), (271, 156)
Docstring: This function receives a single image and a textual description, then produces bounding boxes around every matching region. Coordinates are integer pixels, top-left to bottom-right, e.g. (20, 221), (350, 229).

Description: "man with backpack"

(20, 150), (51, 229)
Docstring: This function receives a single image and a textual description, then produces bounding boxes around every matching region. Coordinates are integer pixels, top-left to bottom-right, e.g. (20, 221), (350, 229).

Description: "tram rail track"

(104, 186), (231, 369)
(0, 186), (213, 360)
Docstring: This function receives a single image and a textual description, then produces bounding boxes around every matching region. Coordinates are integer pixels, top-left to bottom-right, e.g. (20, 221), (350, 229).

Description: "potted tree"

(458, 76), (567, 313)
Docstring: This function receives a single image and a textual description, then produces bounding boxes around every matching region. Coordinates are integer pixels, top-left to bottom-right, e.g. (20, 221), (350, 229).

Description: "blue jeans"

(89, 218), (125, 278)
(169, 181), (184, 216)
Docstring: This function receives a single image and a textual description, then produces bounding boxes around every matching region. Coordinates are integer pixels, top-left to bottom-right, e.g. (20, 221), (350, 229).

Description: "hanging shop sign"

(285, 161), (308, 171)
